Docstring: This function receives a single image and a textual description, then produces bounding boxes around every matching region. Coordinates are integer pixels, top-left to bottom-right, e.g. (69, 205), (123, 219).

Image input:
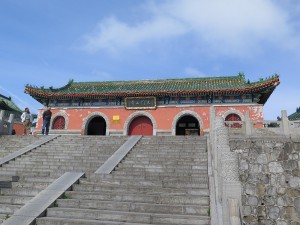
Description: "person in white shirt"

(21, 107), (33, 135)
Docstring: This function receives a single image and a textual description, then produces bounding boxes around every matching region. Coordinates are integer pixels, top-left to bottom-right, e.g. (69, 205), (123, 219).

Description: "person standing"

(21, 107), (33, 135)
(42, 106), (52, 135)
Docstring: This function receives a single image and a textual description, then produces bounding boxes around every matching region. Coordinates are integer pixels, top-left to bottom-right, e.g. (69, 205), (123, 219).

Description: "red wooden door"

(129, 116), (153, 136)
(52, 116), (65, 129)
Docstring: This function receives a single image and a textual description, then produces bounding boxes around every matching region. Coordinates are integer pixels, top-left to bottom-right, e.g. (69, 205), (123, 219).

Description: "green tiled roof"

(0, 94), (22, 113)
(25, 74), (280, 104)
(288, 108), (300, 121)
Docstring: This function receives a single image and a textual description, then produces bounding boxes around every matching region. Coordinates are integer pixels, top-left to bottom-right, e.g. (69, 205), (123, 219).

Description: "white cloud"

(183, 67), (206, 77)
(81, 0), (298, 57)
(82, 15), (186, 54)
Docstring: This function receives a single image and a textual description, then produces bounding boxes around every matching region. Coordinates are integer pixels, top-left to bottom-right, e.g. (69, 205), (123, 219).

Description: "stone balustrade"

(225, 110), (300, 138)
(0, 110), (15, 135)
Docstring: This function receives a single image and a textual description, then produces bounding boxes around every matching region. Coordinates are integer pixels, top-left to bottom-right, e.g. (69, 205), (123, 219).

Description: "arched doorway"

(87, 116), (106, 135)
(176, 115), (200, 135)
(52, 116), (65, 129)
(225, 113), (242, 128)
(128, 116), (153, 136)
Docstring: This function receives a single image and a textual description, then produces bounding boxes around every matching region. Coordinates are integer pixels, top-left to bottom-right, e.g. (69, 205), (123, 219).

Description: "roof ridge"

(73, 74), (245, 85)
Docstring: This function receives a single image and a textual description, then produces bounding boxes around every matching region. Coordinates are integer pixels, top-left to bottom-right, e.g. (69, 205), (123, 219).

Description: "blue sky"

(0, 0), (299, 119)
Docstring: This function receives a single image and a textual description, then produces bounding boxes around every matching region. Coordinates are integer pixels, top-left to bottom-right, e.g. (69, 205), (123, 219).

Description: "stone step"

(138, 140), (206, 143)
(15, 156), (110, 161)
(119, 160), (208, 166)
(107, 169), (208, 176)
(0, 203), (21, 214)
(133, 147), (206, 151)
(45, 208), (210, 225)
(18, 153), (114, 158)
(0, 171), (61, 179)
(131, 147), (206, 151)
(0, 175), (19, 182)
(37, 217), (155, 225)
(30, 157), (111, 162)
(38, 144), (125, 147)
(113, 167), (207, 174)
(85, 174), (208, 183)
(0, 187), (44, 196)
(132, 145), (205, 149)
(116, 164), (207, 170)
(11, 181), (50, 189)
(135, 144), (207, 149)
(3, 164), (102, 170)
(40, 146), (119, 149)
(66, 191), (209, 205)
(0, 169), (52, 177)
(37, 217), (164, 225)
(87, 173), (208, 181)
(134, 146), (206, 150)
(78, 178), (208, 189)
(122, 158), (207, 163)
(7, 160), (105, 166)
(73, 183), (209, 196)
(19, 176), (56, 183)
(126, 155), (207, 162)
(0, 167), (98, 173)
(55, 199), (209, 216)
(0, 195), (32, 205)
(128, 153), (207, 158)
(34, 148), (118, 152)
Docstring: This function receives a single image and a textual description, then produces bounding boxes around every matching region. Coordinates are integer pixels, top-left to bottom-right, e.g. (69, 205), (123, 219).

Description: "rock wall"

(230, 137), (300, 225)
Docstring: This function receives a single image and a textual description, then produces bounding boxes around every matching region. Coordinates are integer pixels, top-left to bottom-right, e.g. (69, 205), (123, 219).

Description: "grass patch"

(62, 193), (71, 199)
(4, 213), (10, 220)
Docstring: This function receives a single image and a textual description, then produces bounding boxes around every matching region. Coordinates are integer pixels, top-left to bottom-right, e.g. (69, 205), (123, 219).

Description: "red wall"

(36, 104), (263, 134)
(13, 122), (23, 135)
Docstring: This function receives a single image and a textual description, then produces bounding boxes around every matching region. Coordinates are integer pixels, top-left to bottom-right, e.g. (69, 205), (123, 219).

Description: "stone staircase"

(37, 136), (210, 225)
(0, 136), (128, 224)
(0, 135), (43, 158)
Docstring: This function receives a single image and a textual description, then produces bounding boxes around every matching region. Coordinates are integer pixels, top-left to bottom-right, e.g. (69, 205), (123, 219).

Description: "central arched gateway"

(176, 115), (200, 135)
(87, 116), (106, 135)
(128, 116), (153, 136)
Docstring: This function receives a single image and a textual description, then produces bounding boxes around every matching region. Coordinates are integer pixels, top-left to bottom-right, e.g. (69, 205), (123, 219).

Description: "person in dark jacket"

(42, 106), (52, 135)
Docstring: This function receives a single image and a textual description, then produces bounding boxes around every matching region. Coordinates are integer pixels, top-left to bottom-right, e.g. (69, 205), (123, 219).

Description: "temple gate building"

(25, 74), (280, 136)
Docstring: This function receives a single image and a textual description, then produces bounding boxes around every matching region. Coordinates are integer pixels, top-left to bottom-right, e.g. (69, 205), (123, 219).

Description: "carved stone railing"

(289, 120), (300, 128)
(0, 110), (15, 135)
(224, 121), (245, 135)
(226, 110), (300, 138)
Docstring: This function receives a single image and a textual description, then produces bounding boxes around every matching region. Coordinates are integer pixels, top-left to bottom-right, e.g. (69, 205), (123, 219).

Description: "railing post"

(210, 106), (215, 139)
(215, 117), (242, 225)
(228, 198), (242, 225)
(281, 110), (290, 136)
(8, 113), (15, 135)
(0, 110), (4, 135)
(245, 111), (252, 136)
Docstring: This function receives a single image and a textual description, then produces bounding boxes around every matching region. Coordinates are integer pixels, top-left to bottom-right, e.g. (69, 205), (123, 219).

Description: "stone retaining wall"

(230, 138), (300, 225)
